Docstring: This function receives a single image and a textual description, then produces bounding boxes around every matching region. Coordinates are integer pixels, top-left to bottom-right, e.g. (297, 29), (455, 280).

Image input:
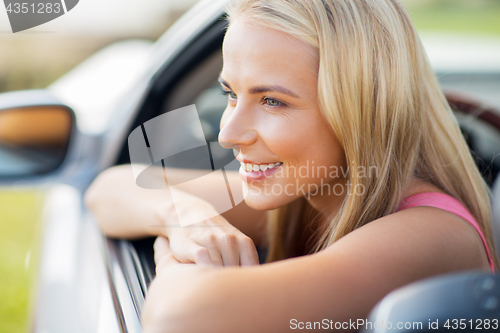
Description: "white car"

(0, 0), (499, 331)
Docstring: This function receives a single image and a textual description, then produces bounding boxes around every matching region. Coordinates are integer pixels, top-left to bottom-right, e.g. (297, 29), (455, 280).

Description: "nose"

(218, 104), (258, 150)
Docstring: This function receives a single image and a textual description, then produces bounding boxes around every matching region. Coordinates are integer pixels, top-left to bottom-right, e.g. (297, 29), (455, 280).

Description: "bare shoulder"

(349, 204), (489, 270)
(321, 179), (491, 278)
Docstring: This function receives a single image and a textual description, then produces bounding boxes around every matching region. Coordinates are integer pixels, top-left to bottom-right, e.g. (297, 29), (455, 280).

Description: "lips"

(242, 162), (283, 172)
(239, 161), (283, 182)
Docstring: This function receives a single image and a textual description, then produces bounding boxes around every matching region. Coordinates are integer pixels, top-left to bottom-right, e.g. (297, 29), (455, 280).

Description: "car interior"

(106, 14), (500, 324)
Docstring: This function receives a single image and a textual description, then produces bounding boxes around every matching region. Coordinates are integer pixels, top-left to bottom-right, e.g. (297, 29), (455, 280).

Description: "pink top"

(396, 192), (495, 273)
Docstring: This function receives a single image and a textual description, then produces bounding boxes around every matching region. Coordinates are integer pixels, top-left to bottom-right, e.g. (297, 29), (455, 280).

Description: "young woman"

(85, 0), (497, 331)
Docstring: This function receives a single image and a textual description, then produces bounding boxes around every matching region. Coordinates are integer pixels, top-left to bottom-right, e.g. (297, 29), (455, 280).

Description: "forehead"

(221, 20), (318, 84)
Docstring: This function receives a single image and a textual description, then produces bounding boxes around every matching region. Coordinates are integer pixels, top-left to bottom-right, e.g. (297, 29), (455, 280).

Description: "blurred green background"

(402, 0), (500, 35)
(0, 0), (499, 332)
(0, 191), (43, 333)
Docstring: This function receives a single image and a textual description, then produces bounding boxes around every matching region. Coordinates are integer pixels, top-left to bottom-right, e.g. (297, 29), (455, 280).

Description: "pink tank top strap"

(396, 192), (495, 273)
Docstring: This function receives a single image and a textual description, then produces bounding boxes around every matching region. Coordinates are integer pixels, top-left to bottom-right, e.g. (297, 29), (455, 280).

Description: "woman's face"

(219, 19), (346, 212)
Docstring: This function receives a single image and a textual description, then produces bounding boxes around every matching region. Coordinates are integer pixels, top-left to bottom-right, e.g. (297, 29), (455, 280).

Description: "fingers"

(154, 237), (182, 275)
(154, 236), (171, 264)
(207, 234), (237, 266)
(191, 242), (222, 267)
(168, 236), (223, 267)
(199, 234), (258, 267)
(164, 227), (260, 267)
(238, 237), (260, 266)
(185, 236), (226, 267)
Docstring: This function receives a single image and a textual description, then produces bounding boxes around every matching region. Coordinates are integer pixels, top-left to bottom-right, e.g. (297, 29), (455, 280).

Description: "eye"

(267, 98), (281, 107)
(220, 88), (237, 101)
(263, 97), (285, 108)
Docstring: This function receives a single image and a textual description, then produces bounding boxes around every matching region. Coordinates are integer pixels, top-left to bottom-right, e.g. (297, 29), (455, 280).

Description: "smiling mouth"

(241, 162), (283, 172)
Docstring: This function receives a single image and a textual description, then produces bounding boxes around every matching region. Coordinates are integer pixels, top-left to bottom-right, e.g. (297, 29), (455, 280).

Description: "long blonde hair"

(226, 0), (498, 268)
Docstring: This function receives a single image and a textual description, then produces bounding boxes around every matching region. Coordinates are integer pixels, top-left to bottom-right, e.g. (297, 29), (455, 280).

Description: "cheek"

(313, 134), (346, 180)
(272, 124), (344, 169)
(280, 125), (346, 187)
(257, 117), (317, 161)
(306, 116), (345, 163)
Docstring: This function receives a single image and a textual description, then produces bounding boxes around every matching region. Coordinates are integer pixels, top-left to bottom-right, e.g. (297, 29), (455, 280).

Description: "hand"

(158, 190), (260, 267)
(144, 237), (214, 333)
(154, 236), (186, 274)
(165, 216), (259, 267)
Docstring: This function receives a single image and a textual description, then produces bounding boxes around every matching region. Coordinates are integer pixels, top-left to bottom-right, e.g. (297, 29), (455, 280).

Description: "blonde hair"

(226, 0), (498, 268)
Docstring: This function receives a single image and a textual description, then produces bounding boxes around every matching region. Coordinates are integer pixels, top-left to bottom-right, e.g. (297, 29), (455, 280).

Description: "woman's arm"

(142, 206), (491, 333)
(85, 164), (267, 244)
(84, 165), (267, 266)
(84, 165), (169, 239)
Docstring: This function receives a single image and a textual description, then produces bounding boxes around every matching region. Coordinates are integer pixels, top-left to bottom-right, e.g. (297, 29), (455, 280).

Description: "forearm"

(143, 237), (358, 333)
(84, 165), (170, 239)
(85, 165), (268, 246)
(143, 257), (335, 333)
(143, 251), (375, 333)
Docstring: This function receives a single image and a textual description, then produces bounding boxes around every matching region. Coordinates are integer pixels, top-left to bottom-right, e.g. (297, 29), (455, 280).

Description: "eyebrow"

(218, 77), (300, 98)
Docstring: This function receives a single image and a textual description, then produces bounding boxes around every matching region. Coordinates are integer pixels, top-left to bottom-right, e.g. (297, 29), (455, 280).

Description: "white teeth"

(242, 162), (282, 172)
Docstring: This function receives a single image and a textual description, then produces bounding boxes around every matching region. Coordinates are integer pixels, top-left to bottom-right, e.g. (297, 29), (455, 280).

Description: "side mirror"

(0, 90), (74, 178)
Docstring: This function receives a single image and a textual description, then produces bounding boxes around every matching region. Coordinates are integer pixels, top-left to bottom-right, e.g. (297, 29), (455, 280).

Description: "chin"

(244, 198), (277, 211)
(243, 191), (297, 211)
